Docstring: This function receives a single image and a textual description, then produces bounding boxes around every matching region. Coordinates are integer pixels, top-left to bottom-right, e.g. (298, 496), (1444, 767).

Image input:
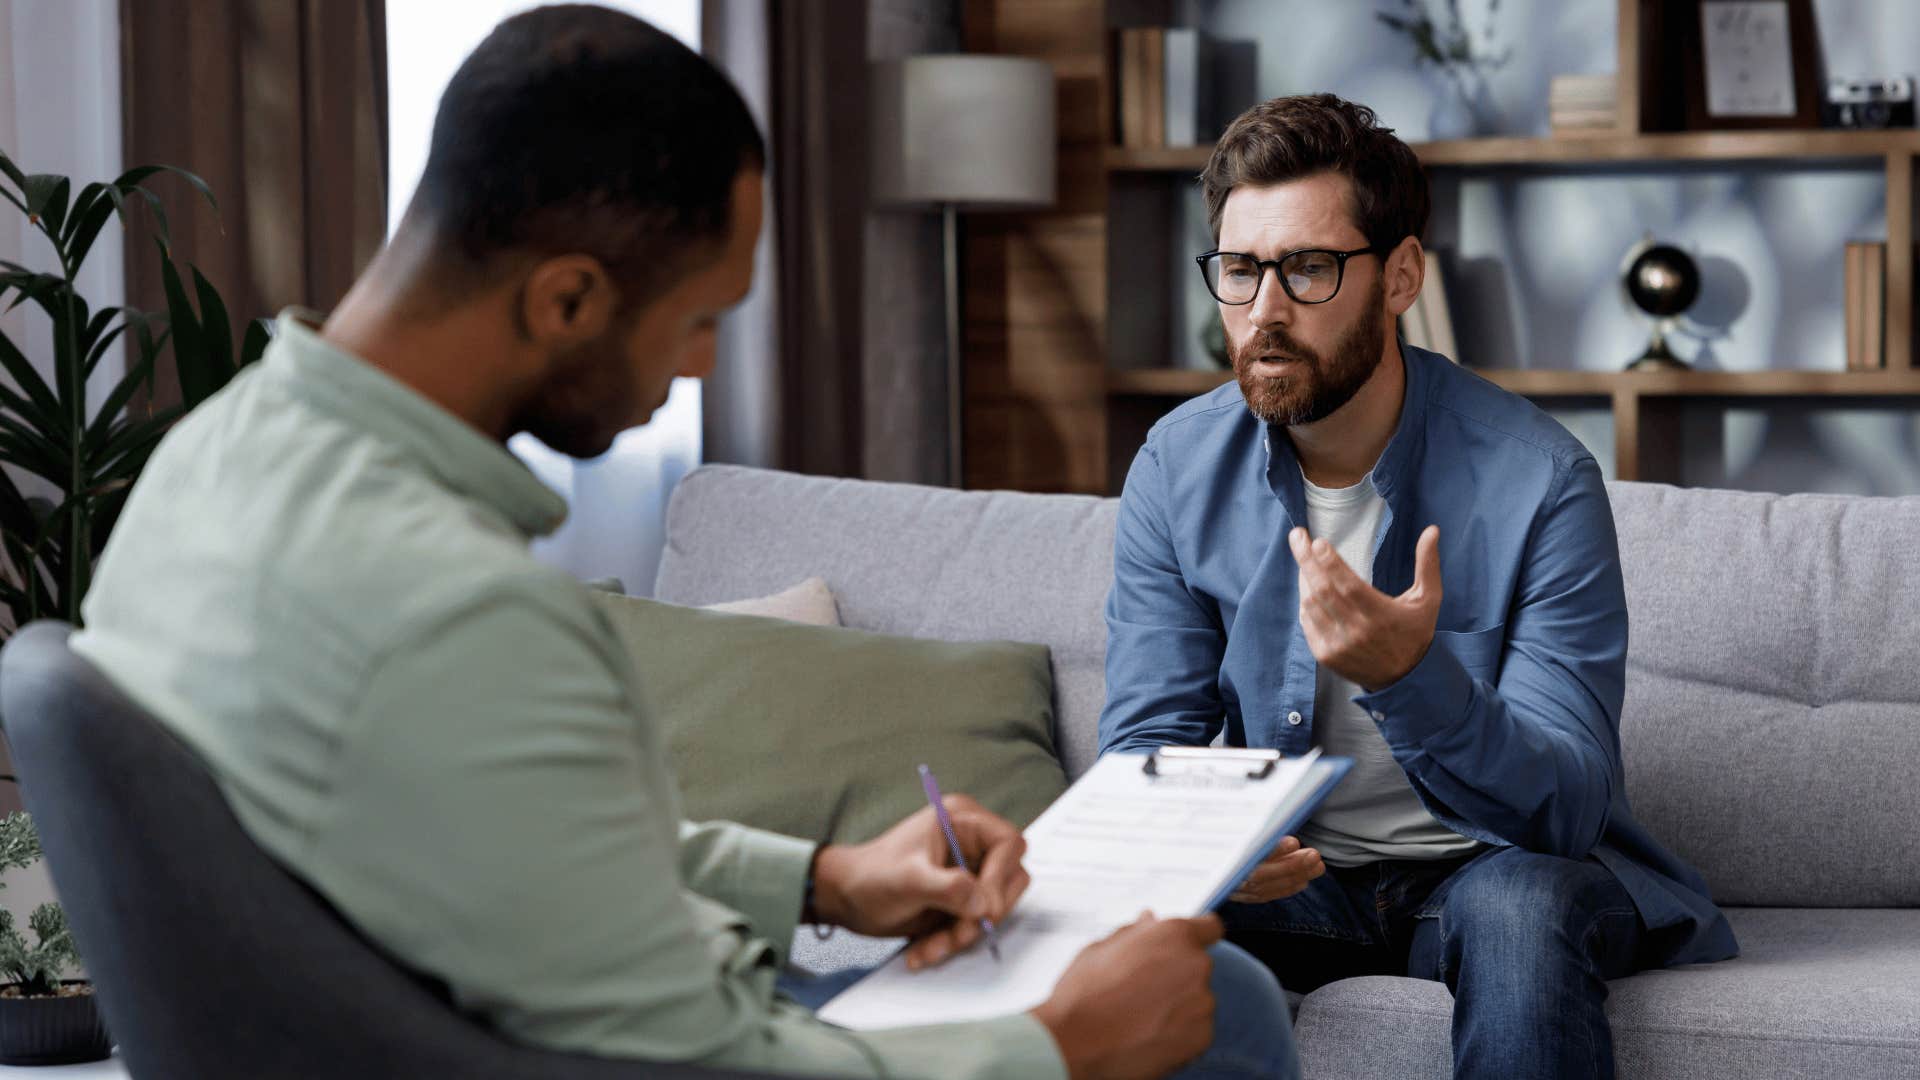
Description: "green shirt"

(73, 312), (1065, 1079)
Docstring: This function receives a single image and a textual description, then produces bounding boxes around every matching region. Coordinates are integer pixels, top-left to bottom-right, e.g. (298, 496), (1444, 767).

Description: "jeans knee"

(1439, 851), (1620, 966)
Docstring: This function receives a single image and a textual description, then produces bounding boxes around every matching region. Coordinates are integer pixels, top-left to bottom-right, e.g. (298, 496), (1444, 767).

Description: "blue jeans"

(784, 940), (1299, 1079)
(1220, 846), (1644, 1080)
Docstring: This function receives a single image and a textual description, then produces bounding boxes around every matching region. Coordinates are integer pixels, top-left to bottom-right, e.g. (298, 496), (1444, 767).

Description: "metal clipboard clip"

(1142, 746), (1282, 780)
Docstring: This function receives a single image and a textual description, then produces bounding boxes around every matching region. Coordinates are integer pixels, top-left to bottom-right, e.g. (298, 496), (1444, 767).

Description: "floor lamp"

(870, 55), (1056, 487)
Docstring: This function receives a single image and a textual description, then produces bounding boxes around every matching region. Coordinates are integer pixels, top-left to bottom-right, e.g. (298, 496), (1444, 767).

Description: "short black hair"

(406, 4), (764, 305)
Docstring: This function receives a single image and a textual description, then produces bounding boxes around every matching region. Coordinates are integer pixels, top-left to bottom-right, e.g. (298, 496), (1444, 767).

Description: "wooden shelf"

(1106, 130), (1920, 173)
(1108, 366), (1920, 399)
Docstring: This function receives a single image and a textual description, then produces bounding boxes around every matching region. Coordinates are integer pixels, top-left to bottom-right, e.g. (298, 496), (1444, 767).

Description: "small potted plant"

(0, 812), (108, 1064)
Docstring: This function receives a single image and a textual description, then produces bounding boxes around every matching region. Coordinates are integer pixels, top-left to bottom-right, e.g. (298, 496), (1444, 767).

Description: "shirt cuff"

(1353, 635), (1477, 751)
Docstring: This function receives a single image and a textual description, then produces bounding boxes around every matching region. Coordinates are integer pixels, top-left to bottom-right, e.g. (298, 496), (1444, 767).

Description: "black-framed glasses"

(1195, 246), (1387, 306)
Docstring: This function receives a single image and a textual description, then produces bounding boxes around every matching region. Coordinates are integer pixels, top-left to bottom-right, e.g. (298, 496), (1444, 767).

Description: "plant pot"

(0, 982), (112, 1065)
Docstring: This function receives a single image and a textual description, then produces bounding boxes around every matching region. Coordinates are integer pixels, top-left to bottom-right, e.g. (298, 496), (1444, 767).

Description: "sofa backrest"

(656, 466), (1119, 778)
(657, 465), (1920, 907)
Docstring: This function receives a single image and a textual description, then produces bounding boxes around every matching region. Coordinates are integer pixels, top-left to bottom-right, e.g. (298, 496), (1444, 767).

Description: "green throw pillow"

(593, 593), (1069, 845)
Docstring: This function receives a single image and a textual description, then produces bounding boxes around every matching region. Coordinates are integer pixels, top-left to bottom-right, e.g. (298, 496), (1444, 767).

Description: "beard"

(513, 330), (639, 460)
(1228, 282), (1387, 427)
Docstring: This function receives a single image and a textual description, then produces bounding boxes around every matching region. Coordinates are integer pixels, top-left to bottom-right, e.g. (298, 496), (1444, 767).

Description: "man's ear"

(1382, 236), (1425, 319)
(519, 254), (618, 346)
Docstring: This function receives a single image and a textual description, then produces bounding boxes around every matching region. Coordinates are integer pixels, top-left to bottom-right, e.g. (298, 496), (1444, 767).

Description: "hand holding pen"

(804, 775), (1030, 970)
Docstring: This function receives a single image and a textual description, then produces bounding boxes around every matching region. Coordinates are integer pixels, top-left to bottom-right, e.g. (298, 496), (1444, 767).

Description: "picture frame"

(1680, 0), (1823, 130)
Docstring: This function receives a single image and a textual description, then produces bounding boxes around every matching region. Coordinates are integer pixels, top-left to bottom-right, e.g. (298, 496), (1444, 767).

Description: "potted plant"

(0, 150), (267, 1064)
(0, 146), (269, 642)
(0, 812), (106, 1064)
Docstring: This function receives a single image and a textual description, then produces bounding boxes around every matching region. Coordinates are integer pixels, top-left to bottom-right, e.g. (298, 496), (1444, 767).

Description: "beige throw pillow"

(702, 577), (842, 626)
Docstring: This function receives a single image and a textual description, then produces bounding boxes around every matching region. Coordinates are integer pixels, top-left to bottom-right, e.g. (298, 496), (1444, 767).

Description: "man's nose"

(1245, 265), (1295, 329)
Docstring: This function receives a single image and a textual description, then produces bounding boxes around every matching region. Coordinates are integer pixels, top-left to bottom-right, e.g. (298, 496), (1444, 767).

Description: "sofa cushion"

(1293, 906), (1920, 1079)
(593, 592), (1068, 845)
(655, 465), (1118, 778)
(1608, 483), (1920, 907)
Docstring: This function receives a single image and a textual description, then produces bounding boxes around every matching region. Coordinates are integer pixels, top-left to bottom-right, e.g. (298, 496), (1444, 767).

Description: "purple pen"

(917, 764), (1003, 962)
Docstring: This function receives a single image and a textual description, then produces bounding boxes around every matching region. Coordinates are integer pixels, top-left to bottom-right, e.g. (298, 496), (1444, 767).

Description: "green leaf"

(0, 429), (65, 486)
(240, 317), (272, 368)
(20, 175), (69, 238)
(136, 188), (173, 254)
(83, 316), (130, 380)
(111, 164), (219, 219)
(157, 250), (210, 404)
(0, 148), (24, 194)
(59, 183), (107, 245)
(0, 331), (61, 424)
(61, 184), (121, 276)
(0, 267), (66, 317)
(91, 409), (180, 481)
(187, 264), (235, 395)
(83, 345), (157, 454)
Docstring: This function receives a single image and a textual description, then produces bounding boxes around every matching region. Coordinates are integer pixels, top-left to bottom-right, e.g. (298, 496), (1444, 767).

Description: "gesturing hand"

(808, 795), (1030, 970)
(1291, 523), (1443, 692)
(1226, 835), (1324, 904)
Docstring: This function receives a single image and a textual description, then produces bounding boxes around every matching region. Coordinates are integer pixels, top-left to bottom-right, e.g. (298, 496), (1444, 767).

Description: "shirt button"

(1370, 710), (1386, 722)
(1286, 711), (1303, 725)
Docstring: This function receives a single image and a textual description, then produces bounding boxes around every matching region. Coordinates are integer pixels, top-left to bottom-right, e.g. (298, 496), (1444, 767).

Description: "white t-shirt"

(1292, 473), (1480, 867)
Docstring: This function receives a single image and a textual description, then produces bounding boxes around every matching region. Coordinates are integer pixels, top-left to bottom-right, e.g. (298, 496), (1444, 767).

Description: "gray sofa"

(654, 464), (1920, 1079)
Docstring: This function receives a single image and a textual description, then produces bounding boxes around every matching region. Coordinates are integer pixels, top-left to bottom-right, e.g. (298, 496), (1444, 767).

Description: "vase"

(0, 982), (112, 1065)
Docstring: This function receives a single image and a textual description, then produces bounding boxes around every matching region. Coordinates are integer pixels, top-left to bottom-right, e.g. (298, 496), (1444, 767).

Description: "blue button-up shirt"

(1100, 345), (1737, 968)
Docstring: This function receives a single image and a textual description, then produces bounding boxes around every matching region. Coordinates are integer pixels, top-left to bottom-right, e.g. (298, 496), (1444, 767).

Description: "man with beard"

(1099, 94), (1736, 1080)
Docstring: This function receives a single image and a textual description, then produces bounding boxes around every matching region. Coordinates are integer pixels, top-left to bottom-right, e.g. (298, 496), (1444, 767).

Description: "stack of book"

(1844, 241), (1886, 371)
(1549, 74), (1618, 134)
(1116, 28), (1230, 148)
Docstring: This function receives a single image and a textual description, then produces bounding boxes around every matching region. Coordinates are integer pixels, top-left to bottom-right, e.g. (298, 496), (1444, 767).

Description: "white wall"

(386, 0), (706, 594)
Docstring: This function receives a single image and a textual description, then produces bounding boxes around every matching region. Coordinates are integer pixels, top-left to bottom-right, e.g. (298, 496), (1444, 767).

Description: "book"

(1845, 241), (1886, 371)
(1401, 250), (1458, 362)
(1117, 29), (1166, 148)
(1141, 28), (1165, 148)
(815, 748), (1351, 1030)
(1163, 29), (1218, 148)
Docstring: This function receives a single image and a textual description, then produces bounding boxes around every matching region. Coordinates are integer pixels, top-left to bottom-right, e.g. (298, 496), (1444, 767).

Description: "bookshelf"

(958, 0), (1920, 493)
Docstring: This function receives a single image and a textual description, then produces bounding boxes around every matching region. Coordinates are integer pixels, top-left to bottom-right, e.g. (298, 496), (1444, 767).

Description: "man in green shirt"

(73, 6), (1297, 1079)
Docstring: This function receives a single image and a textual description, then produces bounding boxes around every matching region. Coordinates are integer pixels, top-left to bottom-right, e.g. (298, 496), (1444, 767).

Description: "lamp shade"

(870, 55), (1056, 208)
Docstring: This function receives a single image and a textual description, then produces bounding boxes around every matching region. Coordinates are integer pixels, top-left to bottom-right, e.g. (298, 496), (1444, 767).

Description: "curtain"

(702, 0), (871, 479)
(119, 0), (388, 411)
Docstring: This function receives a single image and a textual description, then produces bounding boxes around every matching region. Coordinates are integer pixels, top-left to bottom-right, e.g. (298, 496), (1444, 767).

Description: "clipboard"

(816, 746), (1352, 1031)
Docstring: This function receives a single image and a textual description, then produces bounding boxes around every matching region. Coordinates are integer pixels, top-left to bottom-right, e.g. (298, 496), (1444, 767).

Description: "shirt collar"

(1263, 341), (1430, 511)
(264, 309), (569, 538)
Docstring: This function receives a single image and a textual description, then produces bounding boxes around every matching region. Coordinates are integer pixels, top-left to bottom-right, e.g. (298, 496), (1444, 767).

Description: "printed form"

(817, 748), (1344, 1029)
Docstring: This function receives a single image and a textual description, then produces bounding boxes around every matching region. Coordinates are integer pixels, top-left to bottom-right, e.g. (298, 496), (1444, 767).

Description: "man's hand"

(808, 795), (1030, 970)
(1291, 523), (1443, 691)
(1226, 835), (1324, 904)
(1030, 913), (1221, 1080)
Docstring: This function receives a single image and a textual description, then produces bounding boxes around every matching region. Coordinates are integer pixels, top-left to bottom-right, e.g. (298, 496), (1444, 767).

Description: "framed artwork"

(1682, 0), (1823, 130)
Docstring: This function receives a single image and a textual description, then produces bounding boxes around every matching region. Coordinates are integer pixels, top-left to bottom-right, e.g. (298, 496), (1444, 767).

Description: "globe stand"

(1626, 320), (1692, 373)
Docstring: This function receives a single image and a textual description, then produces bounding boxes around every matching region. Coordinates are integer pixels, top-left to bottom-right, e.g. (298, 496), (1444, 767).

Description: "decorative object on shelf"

(1824, 77), (1916, 130)
(870, 56), (1056, 487)
(1682, 0), (1821, 130)
(1621, 238), (1702, 372)
(1399, 250), (1459, 362)
(1844, 241), (1887, 371)
(0, 813), (109, 1065)
(1549, 74), (1618, 134)
(0, 151), (269, 642)
(1199, 315), (1229, 370)
(1375, 0), (1512, 139)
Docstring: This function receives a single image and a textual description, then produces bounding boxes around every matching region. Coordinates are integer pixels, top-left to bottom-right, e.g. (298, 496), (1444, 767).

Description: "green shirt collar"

(266, 309), (568, 538)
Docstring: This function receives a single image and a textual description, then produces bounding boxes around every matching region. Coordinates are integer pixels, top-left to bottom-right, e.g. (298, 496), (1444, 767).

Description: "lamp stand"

(942, 202), (964, 488)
